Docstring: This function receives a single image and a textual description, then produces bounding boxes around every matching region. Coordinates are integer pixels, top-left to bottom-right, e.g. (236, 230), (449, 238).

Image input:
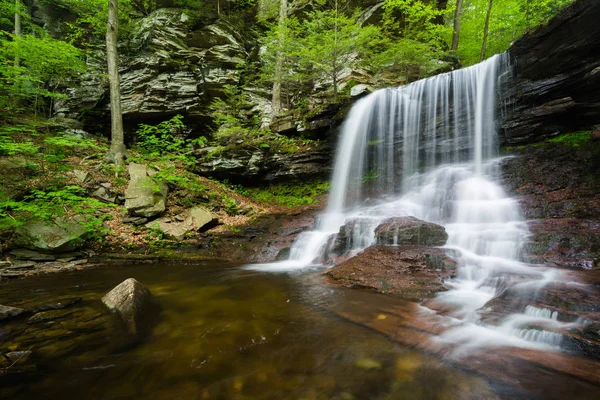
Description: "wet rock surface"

(0, 305), (27, 321)
(207, 207), (321, 263)
(375, 217), (448, 246)
(501, 140), (600, 269)
(326, 246), (456, 302)
(102, 278), (156, 334)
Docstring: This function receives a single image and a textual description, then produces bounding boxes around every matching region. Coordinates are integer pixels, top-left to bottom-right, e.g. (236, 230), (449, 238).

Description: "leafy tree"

(0, 32), (85, 115)
(297, 3), (379, 99)
(452, 0), (574, 65)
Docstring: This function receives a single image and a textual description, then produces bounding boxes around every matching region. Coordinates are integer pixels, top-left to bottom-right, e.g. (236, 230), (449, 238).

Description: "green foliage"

(0, 186), (112, 237)
(452, 0), (574, 65)
(222, 195), (240, 215)
(135, 114), (207, 164)
(240, 179), (330, 207)
(382, 0), (451, 47)
(0, 126), (38, 155)
(0, 31), (85, 115)
(152, 164), (208, 196)
(547, 131), (591, 147)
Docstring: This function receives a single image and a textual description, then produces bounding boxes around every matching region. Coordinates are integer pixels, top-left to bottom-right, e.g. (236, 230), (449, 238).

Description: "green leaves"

(0, 186), (112, 232)
(452, 0), (574, 65)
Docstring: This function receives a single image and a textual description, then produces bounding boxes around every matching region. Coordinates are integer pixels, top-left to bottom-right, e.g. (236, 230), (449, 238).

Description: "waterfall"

(247, 54), (569, 352)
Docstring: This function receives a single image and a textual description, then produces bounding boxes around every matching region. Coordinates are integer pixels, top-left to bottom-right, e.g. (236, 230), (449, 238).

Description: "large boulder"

(102, 278), (156, 334)
(14, 218), (89, 253)
(125, 163), (168, 218)
(326, 246), (456, 302)
(375, 217), (448, 246)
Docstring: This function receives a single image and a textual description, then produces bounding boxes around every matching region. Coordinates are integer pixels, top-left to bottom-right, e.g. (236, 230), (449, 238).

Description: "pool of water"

(0, 261), (593, 399)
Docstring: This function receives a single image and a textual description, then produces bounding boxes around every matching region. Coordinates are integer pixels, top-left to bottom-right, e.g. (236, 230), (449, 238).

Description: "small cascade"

(247, 54), (576, 352)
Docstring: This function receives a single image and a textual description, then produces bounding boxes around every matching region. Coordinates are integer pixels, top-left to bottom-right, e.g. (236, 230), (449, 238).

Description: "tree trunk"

(14, 0), (21, 68)
(480, 0), (493, 62)
(106, 0), (125, 165)
(451, 0), (463, 51)
(271, 0), (287, 119)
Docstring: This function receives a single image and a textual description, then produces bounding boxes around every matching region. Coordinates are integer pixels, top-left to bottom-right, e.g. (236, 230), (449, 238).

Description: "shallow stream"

(1, 262), (598, 399)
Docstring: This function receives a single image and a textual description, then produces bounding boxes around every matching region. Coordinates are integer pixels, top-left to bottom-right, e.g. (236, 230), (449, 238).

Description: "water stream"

(250, 54), (574, 353)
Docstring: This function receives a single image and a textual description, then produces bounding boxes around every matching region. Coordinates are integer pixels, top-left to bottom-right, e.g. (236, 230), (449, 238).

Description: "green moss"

(546, 131), (592, 147)
(238, 179), (330, 208)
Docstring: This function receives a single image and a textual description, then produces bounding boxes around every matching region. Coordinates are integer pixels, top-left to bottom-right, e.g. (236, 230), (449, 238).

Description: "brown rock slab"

(326, 246), (456, 302)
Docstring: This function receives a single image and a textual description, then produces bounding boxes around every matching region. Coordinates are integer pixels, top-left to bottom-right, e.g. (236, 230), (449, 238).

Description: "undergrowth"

(235, 179), (330, 207)
(546, 131), (591, 147)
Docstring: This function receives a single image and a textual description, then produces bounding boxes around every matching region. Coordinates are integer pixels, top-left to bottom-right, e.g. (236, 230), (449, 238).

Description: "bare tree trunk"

(451, 0), (463, 51)
(106, 0), (125, 165)
(271, 0), (287, 119)
(14, 0), (21, 67)
(480, 0), (493, 62)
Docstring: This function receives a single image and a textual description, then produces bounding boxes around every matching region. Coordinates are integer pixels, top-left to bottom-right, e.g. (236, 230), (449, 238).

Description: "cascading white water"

(248, 54), (572, 352)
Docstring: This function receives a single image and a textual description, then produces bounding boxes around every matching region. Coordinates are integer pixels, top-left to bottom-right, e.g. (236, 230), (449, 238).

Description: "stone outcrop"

(124, 163), (168, 218)
(145, 206), (216, 240)
(375, 217), (448, 246)
(194, 143), (332, 184)
(503, 0), (600, 144)
(55, 8), (250, 127)
(14, 218), (89, 253)
(102, 278), (156, 334)
(326, 246), (456, 302)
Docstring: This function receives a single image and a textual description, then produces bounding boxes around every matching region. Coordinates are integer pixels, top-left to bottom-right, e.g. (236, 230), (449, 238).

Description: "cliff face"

(55, 9), (253, 132)
(503, 0), (600, 144)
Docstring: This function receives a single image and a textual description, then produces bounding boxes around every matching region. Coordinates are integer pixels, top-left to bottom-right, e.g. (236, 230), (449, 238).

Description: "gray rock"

(63, 129), (93, 139)
(185, 206), (215, 230)
(14, 218), (89, 253)
(92, 186), (117, 203)
(375, 217), (448, 246)
(10, 249), (56, 261)
(145, 206), (216, 240)
(145, 220), (190, 240)
(123, 216), (149, 226)
(46, 117), (83, 130)
(72, 169), (91, 184)
(56, 9), (249, 123)
(350, 84), (373, 97)
(5, 351), (32, 365)
(124, 163), (168, 218)
(28, 309), (74, 324)
(102, 278), (155, 334)
(35, 297), (82, 312)
(0, 305), (27, 321)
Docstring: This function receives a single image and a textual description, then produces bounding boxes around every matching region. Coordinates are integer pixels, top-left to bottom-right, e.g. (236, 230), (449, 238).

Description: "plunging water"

(249, 54), (573, 352)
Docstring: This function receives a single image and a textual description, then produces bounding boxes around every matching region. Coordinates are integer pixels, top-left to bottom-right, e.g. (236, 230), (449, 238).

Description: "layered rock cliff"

(503, 0), (600, 144)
